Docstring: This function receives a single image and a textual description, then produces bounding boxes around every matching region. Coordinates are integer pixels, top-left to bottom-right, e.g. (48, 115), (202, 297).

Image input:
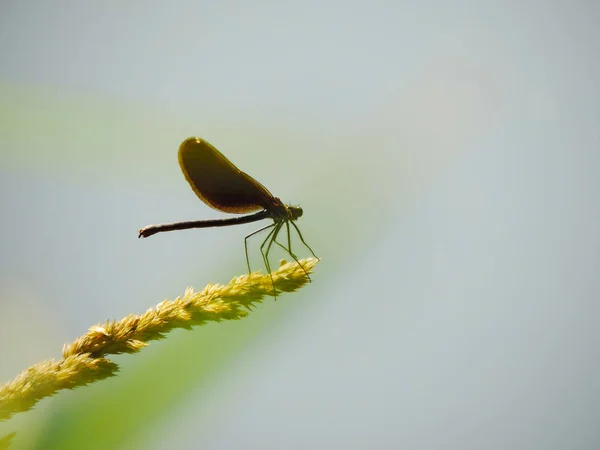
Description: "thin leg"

(273, 238), (312, 281)
(262, 222), (283, 296)
(264, 222), (282, 263)
(272, 221), (311, 281)
(290, 221), (319, 260)
(259, 224), (279, 275)
(286, 220), (292, 255)
(245, 223), (276, 274)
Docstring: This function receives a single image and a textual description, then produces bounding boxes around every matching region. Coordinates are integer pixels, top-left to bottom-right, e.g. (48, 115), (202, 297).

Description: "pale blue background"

(1, 1), (599, 449)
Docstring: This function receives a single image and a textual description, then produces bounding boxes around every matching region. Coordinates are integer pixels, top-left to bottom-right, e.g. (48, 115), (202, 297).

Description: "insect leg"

(272, 221), (311, 281)
(245, 223), (276, 274)
(289, 221), (319, 260)
(261, 221), (283, 296)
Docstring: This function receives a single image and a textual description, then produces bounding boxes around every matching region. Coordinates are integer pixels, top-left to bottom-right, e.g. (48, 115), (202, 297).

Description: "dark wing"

(178, 137), (274, 214)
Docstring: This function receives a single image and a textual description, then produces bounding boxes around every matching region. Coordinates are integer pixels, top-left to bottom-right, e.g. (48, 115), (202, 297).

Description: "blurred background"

(1, 1), (599, 449)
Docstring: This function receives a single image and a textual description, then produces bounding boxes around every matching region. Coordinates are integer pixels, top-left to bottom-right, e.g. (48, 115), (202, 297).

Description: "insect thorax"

(269, 198), (303, 222)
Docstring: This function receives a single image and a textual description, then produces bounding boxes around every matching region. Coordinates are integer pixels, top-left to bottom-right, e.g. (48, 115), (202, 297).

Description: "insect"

(138, 137), (318, 291)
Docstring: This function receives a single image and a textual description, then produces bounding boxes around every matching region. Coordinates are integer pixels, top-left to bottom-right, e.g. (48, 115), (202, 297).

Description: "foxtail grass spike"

(0, 258), (317, 422)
